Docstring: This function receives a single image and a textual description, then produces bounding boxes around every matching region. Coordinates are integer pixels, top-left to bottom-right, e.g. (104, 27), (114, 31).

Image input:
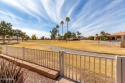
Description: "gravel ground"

(0, 58), (56, 83)
(0, 58), (75, 83)
(24, 69), (56, 83)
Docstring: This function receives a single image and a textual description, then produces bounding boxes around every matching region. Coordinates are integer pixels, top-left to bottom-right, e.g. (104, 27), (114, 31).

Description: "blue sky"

(0, 0), (125, 38)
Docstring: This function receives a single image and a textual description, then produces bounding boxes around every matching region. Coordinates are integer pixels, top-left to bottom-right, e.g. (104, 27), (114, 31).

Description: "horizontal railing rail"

(65, 52), (116, 59)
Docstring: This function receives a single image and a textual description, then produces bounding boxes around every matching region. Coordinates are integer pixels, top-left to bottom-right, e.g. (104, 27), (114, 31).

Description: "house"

(108, 32), (125, 41)
(79, 36), (87, 40)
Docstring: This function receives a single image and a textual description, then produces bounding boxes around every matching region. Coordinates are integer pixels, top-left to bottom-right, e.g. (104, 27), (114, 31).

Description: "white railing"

(62, 52), (116, 83)
(2, 45), (60, 71)
(1, 45), (125, 83)
(93, 40), (120, 47)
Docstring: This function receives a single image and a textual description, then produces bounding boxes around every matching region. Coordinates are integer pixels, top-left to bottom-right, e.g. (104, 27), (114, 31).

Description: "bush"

(31, 34), (37, 40)
(0, 60), (25, 83)
(88, 36), (94, 40)
(100, 36), (108, 41)
(40, 36), (45, 40)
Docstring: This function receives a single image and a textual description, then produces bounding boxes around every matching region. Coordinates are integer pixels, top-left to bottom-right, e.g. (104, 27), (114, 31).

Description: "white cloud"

(13, 27), (50, 38)
(40, 0), (60, 23)
(0, 0), (125, 37)
(0, 10), (22, 21)
(0, 0), (42, 19)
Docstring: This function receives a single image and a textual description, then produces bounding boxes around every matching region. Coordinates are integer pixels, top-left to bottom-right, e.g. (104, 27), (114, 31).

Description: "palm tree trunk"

(58, 30), (59, 41)
(62, 25), (63, 41)
(66, 22), (68, 42)
(67, 22), (68, 33)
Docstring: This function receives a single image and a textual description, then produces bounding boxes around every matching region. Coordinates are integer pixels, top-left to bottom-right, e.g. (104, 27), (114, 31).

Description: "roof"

(109, 32), (125, 37)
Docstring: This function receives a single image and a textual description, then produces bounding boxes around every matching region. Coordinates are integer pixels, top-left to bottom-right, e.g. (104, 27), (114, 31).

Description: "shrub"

(0, 60), (25, 83)
(88, 36), (94, 40)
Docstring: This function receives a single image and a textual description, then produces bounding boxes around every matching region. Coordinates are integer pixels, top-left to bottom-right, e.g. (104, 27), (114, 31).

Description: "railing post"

(59, 50), (65, 76)
(59, 51), (62, 74)
(22, 47), (25, 60)
(6, 45), (8, 55)
(121, 56), (125, 83)
(116, 56), (122, 83)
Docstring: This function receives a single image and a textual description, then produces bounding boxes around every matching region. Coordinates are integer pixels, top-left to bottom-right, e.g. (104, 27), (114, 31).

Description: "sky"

(0, 0), (125, 38)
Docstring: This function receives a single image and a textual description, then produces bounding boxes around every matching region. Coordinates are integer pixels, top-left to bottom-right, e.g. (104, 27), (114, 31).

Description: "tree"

(11, 29), (17, 41)
(50, 28), (58, 40)
(64, 31), (76, 40)
(25, 35), (30, 41)
(60, 21), (64, 40)
(58, 34), (61, 40)
(6, 27), (12, 43)
(88, 36), (94, 40)
(31, 34), (37, 40)
(0, 21), (28, 44)
(0, 21), (12, 43)
(65, 17), (70, 33)
(20, 32), (26, 42)
(100, 31), (110, 41)
(96, 34), (99, 42)
(65, 17), (70, 41)
(71, 32), (76, 38)
(56, 25), (59, 39)
(64, 31), (72, 39)
(100, 31), (105, 36)
(40, 36), (45, 40)
(76, 31), (81, 40)
(15, 29), (21, 43)
(6, 23), (13, 43)
(0, 21), (7, 44)
(77, 31), (81, 36)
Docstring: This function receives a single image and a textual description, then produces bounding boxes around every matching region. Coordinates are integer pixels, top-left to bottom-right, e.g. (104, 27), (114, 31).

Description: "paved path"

(41, 44), (117, 58)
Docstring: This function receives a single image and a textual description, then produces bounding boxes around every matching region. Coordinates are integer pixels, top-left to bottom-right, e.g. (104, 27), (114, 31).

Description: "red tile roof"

(109, 32), (125, 37)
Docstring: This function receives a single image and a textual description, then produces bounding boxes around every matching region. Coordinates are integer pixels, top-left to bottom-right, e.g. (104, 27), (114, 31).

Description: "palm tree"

(56, 25), (59, 40)
(65, 17), (70, 33)
(60, 21), (64, 40)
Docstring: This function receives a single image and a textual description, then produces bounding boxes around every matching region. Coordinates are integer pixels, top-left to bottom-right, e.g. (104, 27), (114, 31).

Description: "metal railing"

(2, 45), (60, 71)
(63, 52), (116, 83)
(1, 45), (122, 83)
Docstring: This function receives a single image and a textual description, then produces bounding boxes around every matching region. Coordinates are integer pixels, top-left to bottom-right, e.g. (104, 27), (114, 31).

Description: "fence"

(2, 45), (60, 71)
(93, 41), (120, 47)
(1, 45), (125, 83)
